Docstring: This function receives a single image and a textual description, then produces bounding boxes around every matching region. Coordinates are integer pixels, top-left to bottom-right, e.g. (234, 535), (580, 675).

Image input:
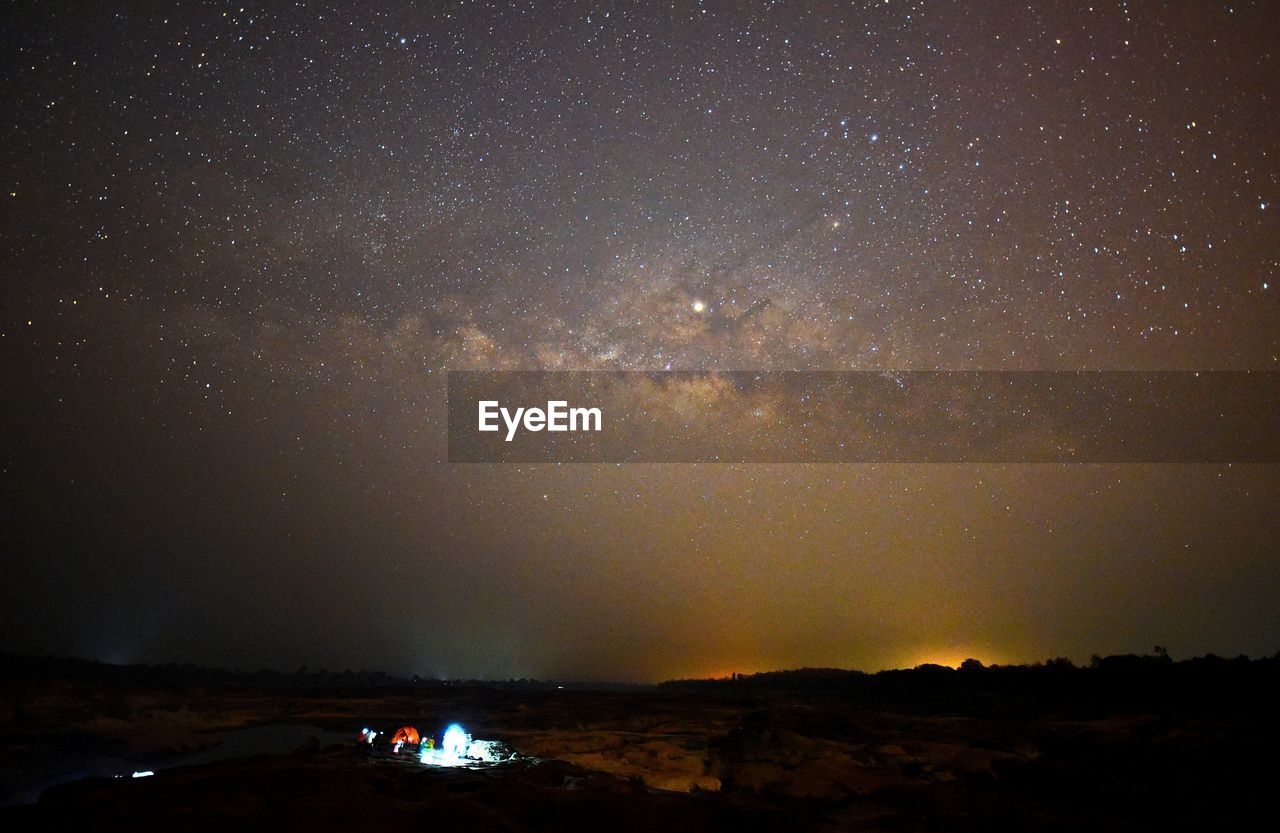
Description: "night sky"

(2, 1), (1277, 682)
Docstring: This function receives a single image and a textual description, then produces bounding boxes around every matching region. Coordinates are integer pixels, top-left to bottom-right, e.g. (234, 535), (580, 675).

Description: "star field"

(1, 1), (1277, 681)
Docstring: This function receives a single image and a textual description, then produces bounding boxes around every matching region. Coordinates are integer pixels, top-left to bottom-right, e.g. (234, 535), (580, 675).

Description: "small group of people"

(357, 725), (435, 758)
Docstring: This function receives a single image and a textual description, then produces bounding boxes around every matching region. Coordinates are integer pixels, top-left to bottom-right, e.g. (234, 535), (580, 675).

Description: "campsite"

(2, 654), (1275, 831)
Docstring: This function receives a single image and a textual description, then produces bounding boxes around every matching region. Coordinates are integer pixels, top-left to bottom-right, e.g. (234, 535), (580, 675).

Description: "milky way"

(2, 1), (1277, 681)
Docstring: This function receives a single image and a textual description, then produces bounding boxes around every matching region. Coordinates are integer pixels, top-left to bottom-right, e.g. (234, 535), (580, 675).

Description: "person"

(358, 728), (377, 758)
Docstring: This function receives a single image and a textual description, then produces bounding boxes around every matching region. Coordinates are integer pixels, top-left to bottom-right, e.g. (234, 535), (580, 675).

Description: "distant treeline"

(0, 654), (641, 692)
(658, 651), (1280, 716)
(5, 651), (1278, 711)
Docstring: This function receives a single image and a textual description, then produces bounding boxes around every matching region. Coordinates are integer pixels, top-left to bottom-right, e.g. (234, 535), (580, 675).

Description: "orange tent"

(390, 726), (420, 745)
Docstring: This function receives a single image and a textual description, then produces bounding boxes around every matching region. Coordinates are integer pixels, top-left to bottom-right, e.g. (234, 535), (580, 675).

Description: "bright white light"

(442, 723), (470, 757)
(692, 300), (706, 313)
(466, 740), (509, 763)
(420, 726), (514, 768)
(131, 771), (154, 778)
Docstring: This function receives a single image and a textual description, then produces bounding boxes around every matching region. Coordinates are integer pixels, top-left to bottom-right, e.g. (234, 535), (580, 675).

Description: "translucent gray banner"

(447, 371), (1280, 463)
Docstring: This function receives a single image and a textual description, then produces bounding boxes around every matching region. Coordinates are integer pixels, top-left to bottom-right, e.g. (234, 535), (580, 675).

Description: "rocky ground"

(1, 669), (1274, 831)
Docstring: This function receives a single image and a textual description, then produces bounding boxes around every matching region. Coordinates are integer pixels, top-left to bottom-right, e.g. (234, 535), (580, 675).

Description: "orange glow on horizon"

(692, 666), (756, 681)
(896, 648), (1003, 670)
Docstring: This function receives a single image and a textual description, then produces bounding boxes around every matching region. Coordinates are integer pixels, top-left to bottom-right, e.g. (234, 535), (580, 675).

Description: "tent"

(390, 726), (421, 745)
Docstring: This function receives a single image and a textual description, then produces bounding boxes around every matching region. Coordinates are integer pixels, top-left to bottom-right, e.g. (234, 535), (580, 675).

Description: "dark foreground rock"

(8, 750), (809, 833)
(6, 712), (1273, 833)
(3, 656), (1278, 831)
